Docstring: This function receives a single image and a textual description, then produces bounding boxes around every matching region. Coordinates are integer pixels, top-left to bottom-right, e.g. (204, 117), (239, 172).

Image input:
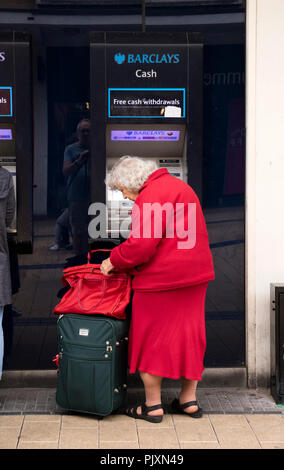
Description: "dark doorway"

(203, 44), (245, 367)
(47, 47), (90, 216)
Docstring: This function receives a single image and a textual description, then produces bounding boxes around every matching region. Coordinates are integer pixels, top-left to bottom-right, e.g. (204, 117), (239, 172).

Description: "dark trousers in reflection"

(3, 235), (20, 368)
(3, 305), (13, 366)
(56, 208), (71, 248)
(69, 200), (89, 256)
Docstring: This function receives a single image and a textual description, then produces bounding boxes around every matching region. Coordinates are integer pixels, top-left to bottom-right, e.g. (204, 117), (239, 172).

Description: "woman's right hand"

(100, 257), (115, 276)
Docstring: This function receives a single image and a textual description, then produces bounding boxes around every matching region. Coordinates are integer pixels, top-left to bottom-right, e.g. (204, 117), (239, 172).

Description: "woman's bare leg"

(179, 378), (199, 413)
(133, 372), (164, 416)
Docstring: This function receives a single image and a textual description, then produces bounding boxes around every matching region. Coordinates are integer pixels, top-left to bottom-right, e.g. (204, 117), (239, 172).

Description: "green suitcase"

(56, 314), (129, 416)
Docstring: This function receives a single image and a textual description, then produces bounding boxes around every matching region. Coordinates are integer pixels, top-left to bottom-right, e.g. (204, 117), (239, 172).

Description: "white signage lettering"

(135, 68), (158, 78)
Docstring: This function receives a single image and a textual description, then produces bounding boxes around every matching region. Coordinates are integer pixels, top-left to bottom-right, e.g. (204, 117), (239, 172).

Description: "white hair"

(107, 156), (158, 192)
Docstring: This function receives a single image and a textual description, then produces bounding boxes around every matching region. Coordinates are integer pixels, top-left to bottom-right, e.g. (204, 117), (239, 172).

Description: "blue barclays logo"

(114, 53), (126, 64)
(114, 52), (180, 65)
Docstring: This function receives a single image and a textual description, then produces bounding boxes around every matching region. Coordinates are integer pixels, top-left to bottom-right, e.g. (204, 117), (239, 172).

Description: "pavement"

(1, 214), (281, 452)
(0, 385), (284, 450)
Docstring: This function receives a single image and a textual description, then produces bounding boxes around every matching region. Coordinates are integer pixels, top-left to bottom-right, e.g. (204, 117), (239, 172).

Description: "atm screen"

(107, 189), (124, 202)
(107, 188), (133, 205)
(106, 124), (186, 160)
(0, 123), (15, 158)
(111, 130), (180, 141)
(0, 123), (16, 231)
(0, 129), (12, 140)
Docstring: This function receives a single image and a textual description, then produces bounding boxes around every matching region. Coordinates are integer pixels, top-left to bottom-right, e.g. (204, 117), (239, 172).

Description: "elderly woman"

(101, 156), (214, 423)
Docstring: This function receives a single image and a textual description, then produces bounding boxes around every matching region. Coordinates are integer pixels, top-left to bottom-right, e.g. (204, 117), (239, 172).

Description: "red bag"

(53, 249), (131, 319)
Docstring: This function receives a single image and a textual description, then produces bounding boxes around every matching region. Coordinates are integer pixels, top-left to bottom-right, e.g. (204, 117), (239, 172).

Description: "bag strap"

(87, 249), (112, 263)
(108, 276), (131, 316)
(62, 249), (113, 279)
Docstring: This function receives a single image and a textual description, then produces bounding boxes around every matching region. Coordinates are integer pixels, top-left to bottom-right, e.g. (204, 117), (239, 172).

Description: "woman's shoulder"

(0, 167), (13, 184)
(141, 173), (197, 199)
(0, 167), (13, 198)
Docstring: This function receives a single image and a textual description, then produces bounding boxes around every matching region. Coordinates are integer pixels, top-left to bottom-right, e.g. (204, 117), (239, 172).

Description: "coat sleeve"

(6, 174), (15, 227)
(110, 195), (166, 271)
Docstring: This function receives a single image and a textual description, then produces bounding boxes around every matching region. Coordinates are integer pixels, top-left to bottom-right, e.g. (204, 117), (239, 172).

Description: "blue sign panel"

(108, 88), (186, 118)
(0, 87), (13, 117)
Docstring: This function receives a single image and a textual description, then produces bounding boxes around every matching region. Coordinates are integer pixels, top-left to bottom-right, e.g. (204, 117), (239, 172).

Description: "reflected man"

(63, 118), (90, 256)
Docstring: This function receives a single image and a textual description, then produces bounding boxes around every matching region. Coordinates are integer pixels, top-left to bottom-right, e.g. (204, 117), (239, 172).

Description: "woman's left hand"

(100, 257), (115, 276)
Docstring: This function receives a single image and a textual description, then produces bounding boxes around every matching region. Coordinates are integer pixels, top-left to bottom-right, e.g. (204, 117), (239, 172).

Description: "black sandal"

(170, 398), (203, 418)
(125, 403), (164, 423)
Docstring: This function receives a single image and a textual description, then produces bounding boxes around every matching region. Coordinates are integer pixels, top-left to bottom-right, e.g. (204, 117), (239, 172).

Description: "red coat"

(110, 168), (215, 291)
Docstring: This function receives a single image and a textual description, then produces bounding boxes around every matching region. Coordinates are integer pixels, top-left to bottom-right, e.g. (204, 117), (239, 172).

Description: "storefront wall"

(246, 0), (284, 388)
(3, 0), (284, 392)
(0, 4), (250, 386)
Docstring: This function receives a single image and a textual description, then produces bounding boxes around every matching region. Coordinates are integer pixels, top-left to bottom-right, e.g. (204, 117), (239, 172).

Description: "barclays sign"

(106, 38), (188, 90)
(114, 52), (180, 65)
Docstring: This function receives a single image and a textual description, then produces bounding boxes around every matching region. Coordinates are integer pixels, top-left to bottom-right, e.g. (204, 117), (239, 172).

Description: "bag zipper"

(61, 338), (105, 347)
(60, 338), (112, 350)
(57, 314), (125, 333)
(59, 351), (111, 362)
(86, 278), (127, 281)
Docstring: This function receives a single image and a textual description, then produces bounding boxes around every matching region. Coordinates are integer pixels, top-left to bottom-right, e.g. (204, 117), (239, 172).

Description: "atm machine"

(0, 33), (33, 253)
(105, 124), (188, 238)
(0, 123), (16, 232)
(90, 32), (203, 241)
